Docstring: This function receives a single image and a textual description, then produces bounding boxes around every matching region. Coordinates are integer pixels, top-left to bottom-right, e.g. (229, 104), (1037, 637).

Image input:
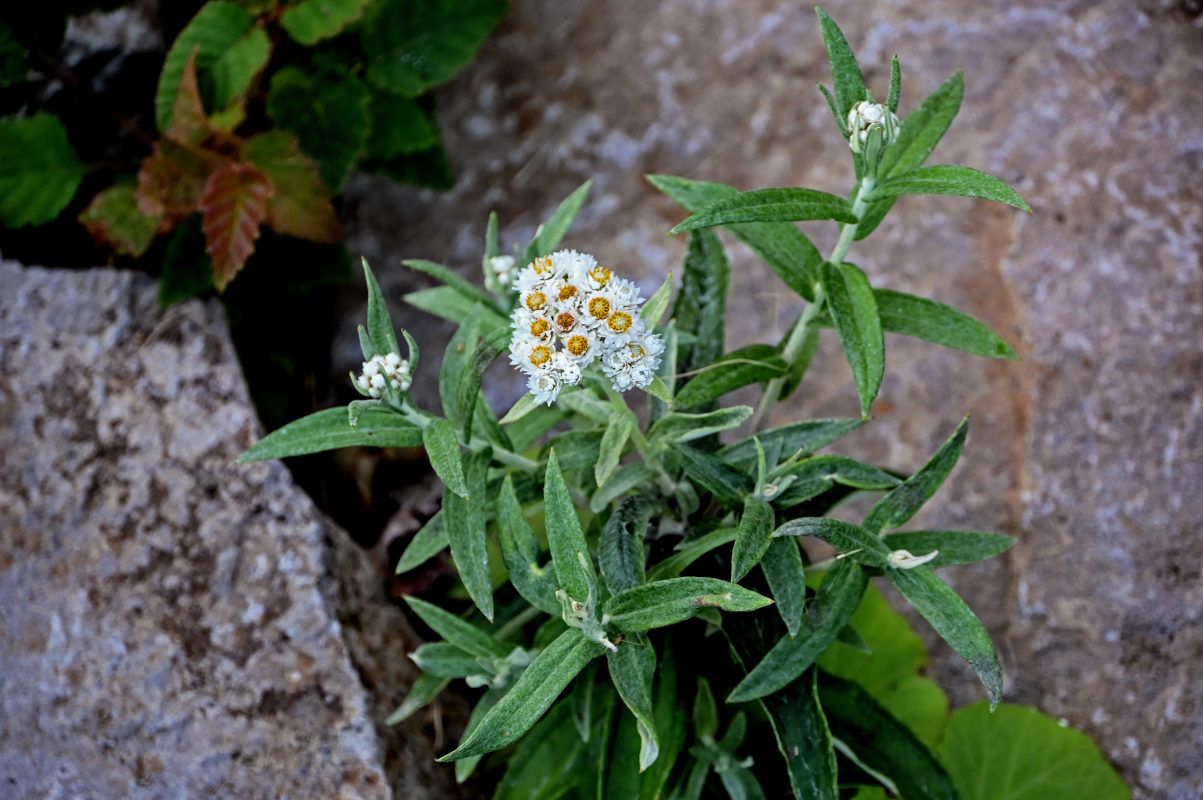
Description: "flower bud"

(847, 100), (900, 155)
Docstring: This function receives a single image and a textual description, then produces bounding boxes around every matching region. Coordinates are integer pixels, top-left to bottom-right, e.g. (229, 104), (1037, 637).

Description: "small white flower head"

(602, 331), (664, 391)
(581, 288), (620, 329)
(490, 254), (517, 287)
(528, 370), (562, 405)
(887, 548), (940, 569)
(847, 100), (900, 154)
(353, 353), (412, 398)
(607, 277), (643, 309)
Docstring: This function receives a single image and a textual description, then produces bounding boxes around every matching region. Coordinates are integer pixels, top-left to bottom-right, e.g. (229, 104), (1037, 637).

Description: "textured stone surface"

(341, 1), (1203, 796)
(0, 261), (452, 799)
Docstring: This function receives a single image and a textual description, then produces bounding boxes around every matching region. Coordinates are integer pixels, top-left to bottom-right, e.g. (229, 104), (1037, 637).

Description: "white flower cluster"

(847, 100), (900, 154)
(351, 352), (412, 398)
(508, 250), (664, 405)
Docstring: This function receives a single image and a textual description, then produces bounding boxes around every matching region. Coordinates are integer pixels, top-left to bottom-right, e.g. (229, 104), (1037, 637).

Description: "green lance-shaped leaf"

(545, 448), (595, 603)
(671, 444), (754, 509)
(404, 595), (509, 660)
(386, 672), (448, 724)
(155, 1), (253, 131)
(773, 517), (892, 568)
(648, 406), (753, 446)
(871, 288), (1018, 359)
(456, 687), (503, 783)
(883, 530), (1015, 568)
(760, 537), (807, 636)
(674, 229), (729, 376)
(405, 285), (510, 330)
(671, 187), (857, 234)
(819, 674), (959, 800)
(887, 55), (901, 113)
(410, 641), (488, 680)
(439, 306), (482, 426)
(878, 70), (964, 180)
(769, 454), (900, 509)
(602, 578), (771, 633)
(639, 645), (688, 800)
(596, 410), (636, 488)
(674, 344), (787, 408)
(939, 702), (1133, 800)
(542, 429), (603, 473)
(647, 526), (737, 582)
(608, 637), (660, 772)
(422, 416), (468, 498)
(239, 406), (422, 461)
(867, 164), (1031, 212)
(361, 257), (401, 357)
(815, 6), (869, 121)
(641, 272), (675, 327)
(693, 677), (719, 743)
(589, 463), (656, 514)
(889, 565), (1002, 707)
(209, 26), (270, 113)
(720, 418), (865, 469)
(821, 261), (883, 418)
(761, 668), (839, 800)
(718, 767), (767, 800)
(443, 447), (493, 620)
(267, 65), (370, 193)
(494, 698), (593, 800)
(441, 629), (603, 761)
(364, 0), (507, 98)
(526, 179), (592, 262)
(863, 416), (968, 534)
(0, 113), (86, 228)
(728, 560), (867, 702)
(647, 174), (822, 302)
(396, 511), (448, 573)
(731, 495), (776, 582)
(403, 258), (506, 315)
(280, 0), (371, 45)
(599, 497), (648, 596)
(497, 475), (560, 614)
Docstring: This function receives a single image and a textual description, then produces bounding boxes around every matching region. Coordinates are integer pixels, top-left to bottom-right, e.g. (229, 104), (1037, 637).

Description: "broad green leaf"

(361, 257), (401, 357)
(386, 672), (448, 724)
(396, 511), (447, 573)
(422, 416), (468, 498)
(671, 445), (754, 508)
(0, 20), (29, 88)
(239, 406), (421, 461)
(545, 448), (594, 603)
(760, 536), (806, 636)
(770, 454), (900, 509)
(456, 688), (503, 782)
(267, 65), (370, 192)
(821, 260), (883, 417)
(868, 165), (1031, 212)
(596, 411), (636, 487)
(590, 462), (657, 514)
(761, 668), (839, 800)
(820, 674), (958, 800)
(878, 71), (963, 179)
(889, 565), (1002, 707)
(404, 595), (508, 659)
(362, 139), (454, 190)
(773, 517), (891, 567)
(728, 560), (867, 702)
(720, 418), (864, 469)
(78, 183), (160, 258)
(442, 629), (602, 760)
(648, 406), (752, 445)
(939, 703), (1132, 800)
(0, 113), (86, 228)
(674, 344), (787, 408)
(602, 578), (771, 633)
(646, 526), (737, 582)
(243, 130), (340, 242)
(364, 91), (439, 161)
(674, 229), (729, 376)
(403, 258), (505, 315)
(671, 188), (856, 234)
(527, 179), (591, 261)
(815, 7), (868, 120)
(863, 416), (968, 533)
(364, 0), (506, 97)
(608, 637), (660, 771)
(498, 475), (559, 614)
(405, 285), (510, 330)
(875, 288), (1017, 359)
(641, 272), (674, 327)
(280, 0), (371, 44)
(156, 2), (253, 131)
(647, 174), (822, 301)
(883, 530), (1015, 568)
(599, 497), (648, 596)
(731, 495), (775, 582)
(410, 641), (487, 679)
(209, 26), (270, 112)
(443, 447), (493, 619)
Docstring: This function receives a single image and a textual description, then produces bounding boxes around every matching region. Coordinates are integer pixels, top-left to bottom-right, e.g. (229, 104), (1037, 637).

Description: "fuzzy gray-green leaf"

(599, 498), (648, 596)
(874, 288), (1018, 359)
(423, 417), (468, 498)
(647, 527), (738, 582)
(863, 416), (968, 534)
(608, 637), (660, 771)
(816, 6), (868, 120)
(731, 495), (776, 582)
(674, 344), (787, 408)
(239, 407), (422, 462)
(671, 188), (857, 233)
(720, 418), (864, 469)
(404, 595), (509, 660)
(878, 70), (963, 179)
(603, 578), (772, 633)
(760, 537), (807, 636)
(672, 445), (754, 509)
(405, 285), (509, 330)
(362, 257), (401, 356)
(396, 511), (447, 573)
(674, 229), (729, 376)
(648, 406), (753, 445)
(773, 517), (891, 567)
(545, 448), (595, 603)
(868, 164), (1031, 212)
(386, 672), (448, 724)
(822, 260), (883, 417)
(403, 258), (505, 315)
(498, 475), (559, 615)
(443, 447), (492, 620)
(596, 411), (636, 488)
(883, 530), (1016, 568)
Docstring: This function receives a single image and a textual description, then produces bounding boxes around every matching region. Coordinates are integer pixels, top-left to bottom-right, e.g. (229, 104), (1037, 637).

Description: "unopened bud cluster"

(351, 352), (412, 398)
(508, 250), (664, 405)
(489, 254), (517, 288)
(847, 100), (900, 155)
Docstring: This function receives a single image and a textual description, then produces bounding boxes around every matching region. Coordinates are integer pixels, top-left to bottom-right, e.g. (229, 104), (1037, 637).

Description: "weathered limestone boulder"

(0, 261), (454, 798)
(342, 1), (1203, 796)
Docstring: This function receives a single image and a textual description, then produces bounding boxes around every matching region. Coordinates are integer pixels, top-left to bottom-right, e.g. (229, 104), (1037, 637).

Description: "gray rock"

(341, 1), (1203, 796)
(0, 262), (454, 799)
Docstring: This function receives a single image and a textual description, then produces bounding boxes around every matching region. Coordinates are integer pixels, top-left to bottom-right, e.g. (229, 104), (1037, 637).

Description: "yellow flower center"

(528, 345), (552, 367)
(529, 318), (550, 337)
(626, 343), (646, 362)
(555, 312), (577, 331)
(589, 266), (612, 286)
(558, 284), (578, 301)
(525, 291), (546, 311)
(588, 297), (611, 319)
(607, 311), (633, 333)
(566, 335), (590, 357)
(532, 256), (554, 275)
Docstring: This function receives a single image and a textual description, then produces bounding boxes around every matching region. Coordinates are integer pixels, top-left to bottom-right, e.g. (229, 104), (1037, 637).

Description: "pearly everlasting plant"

(242, 9), (1130, 800)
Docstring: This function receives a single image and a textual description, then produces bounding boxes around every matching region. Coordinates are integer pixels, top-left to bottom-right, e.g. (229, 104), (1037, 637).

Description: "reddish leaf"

(243, 131), (340, 242)
(135, 138), (218, 224)
(168, 50), (211, 146)
(199, 161), (274, 291)
(79, 184), (162, 257)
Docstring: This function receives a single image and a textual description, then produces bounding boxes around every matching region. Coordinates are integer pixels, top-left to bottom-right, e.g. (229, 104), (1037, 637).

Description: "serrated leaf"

(199, 160), (273, 291)
(647, 174), (822, 301)
(545, 448), (594, 603)
(79, 184), (160, 257)
(441, 629), (602, 761)
(364, 0), (506, 98)
(939, 703), (1132, 800)
(863, 416), (968, 534)
(527, 179), (591, 261)
(364, 91), (440, 161)
(882, 530), (1015, 568)
(0, 113), (86, 228)
(815, 7), (868, 121)
(210, 26), (270, 112)
(598, 497), (647, 596)
(720, 418), (864, 469)
(239, 406), (421, 461)
(156, 2), (254, 132)
(821, 260), (883, 417)
(423, 416), (468, 497)
(671, 188), (856, 234)
(889, 565), (1001, 707)
(727, 560), (866, 702)
(874, 288), (1018, 359)
(386, 672), (448, 724)
(498, 475), (559, 614)
(674, 228), (729, 376)
(243, 130), (340, 242)
(404, 595), (508, 660)
(280, 0), (371, 44)
(674, 344), (787, 408)
(648, 406), (753, 445)
(760, 536), (806, 636)
(443, 446), (493, 619)
(602, 577), (771, 633)
(731, 495), (775, 582)
(608, 637), (659, 771)
(671, 444), (754, 509)
(267, 65), (370, 192)
(774, 517), (891, 567)
(396, 511), (447, 573)
(879, 71), (963, 179)
(868, 164), (1030, 211)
